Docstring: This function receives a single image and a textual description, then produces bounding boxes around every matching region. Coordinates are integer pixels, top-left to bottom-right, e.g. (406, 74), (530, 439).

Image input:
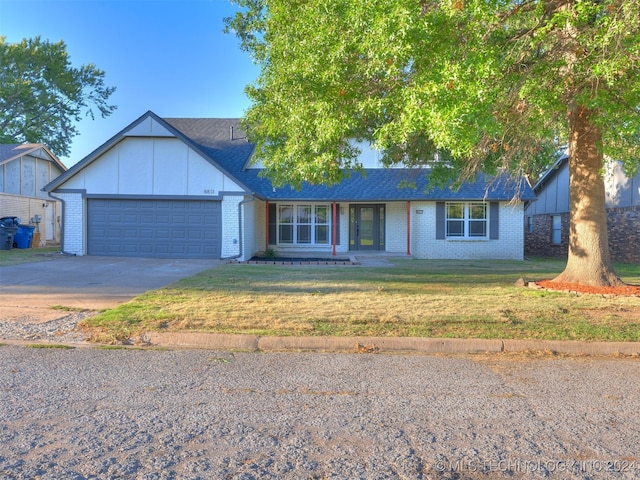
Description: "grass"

(81, 258), (640, 344)
(25, 343), (75, 349)
(0, 246), (60, 266)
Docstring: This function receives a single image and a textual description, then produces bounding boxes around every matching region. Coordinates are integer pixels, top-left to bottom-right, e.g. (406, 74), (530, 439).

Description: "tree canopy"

(227, 0), (640, 286)
(0, 36), (117, 157)
(227, 0), (639, 186)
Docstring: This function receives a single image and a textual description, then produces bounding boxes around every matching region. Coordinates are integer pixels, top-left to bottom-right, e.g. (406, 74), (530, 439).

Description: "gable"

(0, 143), (66, 198)
(124, 116), (175, 137)
(55, 137), (244, 195)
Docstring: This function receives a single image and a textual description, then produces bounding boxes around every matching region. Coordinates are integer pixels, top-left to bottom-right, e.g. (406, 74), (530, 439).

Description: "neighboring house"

(524, 153), (640, 263)
(1, 144), (67, 245)
(44, 111), (535, 261)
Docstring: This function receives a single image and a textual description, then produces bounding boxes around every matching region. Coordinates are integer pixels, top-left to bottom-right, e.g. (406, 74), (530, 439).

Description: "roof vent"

(230, 126), (234, 141)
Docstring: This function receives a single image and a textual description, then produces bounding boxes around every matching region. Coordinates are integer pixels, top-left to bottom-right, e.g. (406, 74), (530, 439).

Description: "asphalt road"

(1, 346), (639, 479)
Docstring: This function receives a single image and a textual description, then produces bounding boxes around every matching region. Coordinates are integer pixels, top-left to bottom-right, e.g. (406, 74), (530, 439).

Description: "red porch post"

(407, 201), (411, 256)
(332, 201), (337, 256)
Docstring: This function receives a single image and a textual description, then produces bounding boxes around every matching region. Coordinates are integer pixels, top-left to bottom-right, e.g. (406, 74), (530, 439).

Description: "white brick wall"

(221, 195), (243, 258)
(54, 192), (85, 255)
(385, 202), (409, 253)
(411, 201), (524, 260)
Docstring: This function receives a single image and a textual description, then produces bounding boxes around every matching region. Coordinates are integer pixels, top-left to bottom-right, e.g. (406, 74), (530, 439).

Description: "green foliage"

(226, 0), (640, 187)
(0, 36), (116, 157)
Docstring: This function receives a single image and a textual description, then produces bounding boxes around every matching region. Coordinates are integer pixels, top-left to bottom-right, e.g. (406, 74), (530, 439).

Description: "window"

(278, 204), (331, 245)
(551, 215), (562, 244)
(446, 202), (488, 238)
(527, 216), (533, 233)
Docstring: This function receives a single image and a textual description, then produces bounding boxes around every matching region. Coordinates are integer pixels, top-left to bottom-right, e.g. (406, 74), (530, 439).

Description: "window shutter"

(490, 202), (499, 239)
(436, 202), (445, 239)
(268, 203), (277, 245)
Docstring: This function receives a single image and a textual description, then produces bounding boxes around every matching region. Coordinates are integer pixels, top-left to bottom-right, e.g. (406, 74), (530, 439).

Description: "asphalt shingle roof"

(164, 117), (536, 202)
(0, 144), (41, 163)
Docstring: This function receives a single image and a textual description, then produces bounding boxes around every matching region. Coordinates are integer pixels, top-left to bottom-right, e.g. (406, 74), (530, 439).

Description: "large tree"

(227, 0), (640, 287)
(0, 36), (116, 157)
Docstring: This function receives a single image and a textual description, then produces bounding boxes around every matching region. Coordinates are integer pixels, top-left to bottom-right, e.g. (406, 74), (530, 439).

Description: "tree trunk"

(551, 105), (623, 287)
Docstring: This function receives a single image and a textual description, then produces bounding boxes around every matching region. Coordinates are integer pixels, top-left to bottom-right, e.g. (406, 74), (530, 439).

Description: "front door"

(349, 204), (385, 251)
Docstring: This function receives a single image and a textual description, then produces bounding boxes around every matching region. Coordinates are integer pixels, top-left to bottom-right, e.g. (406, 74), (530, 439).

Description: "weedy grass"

(81, 258), (640, 343)
(26, 343), (75, 349)
(0, 247), (60, 266)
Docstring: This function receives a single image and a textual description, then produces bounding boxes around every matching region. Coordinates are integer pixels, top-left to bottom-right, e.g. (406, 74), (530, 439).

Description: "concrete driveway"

(0, 255), (222, 323)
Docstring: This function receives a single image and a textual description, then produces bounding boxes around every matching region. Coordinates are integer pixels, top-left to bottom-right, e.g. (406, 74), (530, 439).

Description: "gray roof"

(0, 143), (67, 171)
(164, 116), (535, 202)
(45, 111), (535, 201)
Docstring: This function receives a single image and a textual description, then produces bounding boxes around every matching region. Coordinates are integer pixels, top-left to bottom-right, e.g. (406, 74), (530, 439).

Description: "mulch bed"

(534, 280), (640, 297)
(247, 256), (355, 265)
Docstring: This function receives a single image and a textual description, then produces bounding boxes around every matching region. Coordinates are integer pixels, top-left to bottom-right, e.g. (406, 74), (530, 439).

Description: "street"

(1, 346), (639, 479)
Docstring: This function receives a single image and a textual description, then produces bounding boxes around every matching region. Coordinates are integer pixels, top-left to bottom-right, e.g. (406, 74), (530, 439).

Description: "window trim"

(445, 202), (489, 239)
(277, 203), (332, 246)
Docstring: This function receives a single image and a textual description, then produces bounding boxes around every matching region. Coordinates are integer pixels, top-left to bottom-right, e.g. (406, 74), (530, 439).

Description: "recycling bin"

(14, 225), (36, 249)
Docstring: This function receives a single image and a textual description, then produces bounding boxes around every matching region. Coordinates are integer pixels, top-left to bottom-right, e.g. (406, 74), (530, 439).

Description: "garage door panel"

(88, 199), (221, 258)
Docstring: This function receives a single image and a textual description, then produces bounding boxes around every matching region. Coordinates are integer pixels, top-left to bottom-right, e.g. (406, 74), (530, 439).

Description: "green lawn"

(81, 258), (640, 344)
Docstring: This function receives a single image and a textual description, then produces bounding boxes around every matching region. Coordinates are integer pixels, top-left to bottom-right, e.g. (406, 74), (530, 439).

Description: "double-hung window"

(446, 202), (488, 239)
(278, 204), (330, 245)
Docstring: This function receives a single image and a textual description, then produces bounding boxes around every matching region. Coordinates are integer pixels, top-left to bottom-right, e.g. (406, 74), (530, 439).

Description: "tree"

(226, 0), (640, 287)
(0, 36), (116, 157)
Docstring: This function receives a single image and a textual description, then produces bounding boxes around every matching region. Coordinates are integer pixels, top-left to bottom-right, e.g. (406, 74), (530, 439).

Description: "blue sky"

(0, 0), (258, 167)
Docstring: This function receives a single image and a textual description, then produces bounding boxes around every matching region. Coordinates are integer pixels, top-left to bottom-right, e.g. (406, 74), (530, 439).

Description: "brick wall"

(55, 192), (85, 255)
(607, 206), (640, 264)
(221, 195), (243, 258)
(524, 207), (639, 263)
(386, 202), (408, 254)
(524, 213), (570, 259)
(412, 202), (525, 260)
(0, 193), (61, 245)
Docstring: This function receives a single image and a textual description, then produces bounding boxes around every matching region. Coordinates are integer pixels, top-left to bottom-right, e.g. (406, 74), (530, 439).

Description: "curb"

(144, 332), (640, 356)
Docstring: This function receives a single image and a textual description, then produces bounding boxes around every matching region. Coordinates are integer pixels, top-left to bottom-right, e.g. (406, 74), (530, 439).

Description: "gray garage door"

(87, 199), (221, 258)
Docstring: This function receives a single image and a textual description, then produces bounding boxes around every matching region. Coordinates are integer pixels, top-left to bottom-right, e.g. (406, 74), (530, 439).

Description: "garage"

(87, 198), (221, 258)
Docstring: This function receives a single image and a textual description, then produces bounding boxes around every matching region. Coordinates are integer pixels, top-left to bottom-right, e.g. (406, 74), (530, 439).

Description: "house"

(524, 153), (640, 263)
(1, 144), (67, 245)
(44, 111), (535, 261)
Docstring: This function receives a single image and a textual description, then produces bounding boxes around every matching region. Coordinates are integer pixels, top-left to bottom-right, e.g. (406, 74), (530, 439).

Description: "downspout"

(46, 191), (76, 256)
(223, 196), (255, 261)
(406, 201), (411, 256)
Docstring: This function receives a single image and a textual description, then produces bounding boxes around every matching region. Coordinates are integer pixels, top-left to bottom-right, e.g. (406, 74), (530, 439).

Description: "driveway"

(0, 255), (222, 323)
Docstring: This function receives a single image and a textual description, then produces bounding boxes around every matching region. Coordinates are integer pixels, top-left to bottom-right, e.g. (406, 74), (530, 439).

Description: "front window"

(446, 202), (488, 239)
(278, 204), (330, 245)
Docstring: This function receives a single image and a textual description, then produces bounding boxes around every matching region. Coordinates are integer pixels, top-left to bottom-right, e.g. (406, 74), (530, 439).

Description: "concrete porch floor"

(245, 250), (411, 266)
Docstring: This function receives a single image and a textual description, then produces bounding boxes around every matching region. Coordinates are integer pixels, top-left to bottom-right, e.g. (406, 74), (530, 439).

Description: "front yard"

(80, 258), (640, 344)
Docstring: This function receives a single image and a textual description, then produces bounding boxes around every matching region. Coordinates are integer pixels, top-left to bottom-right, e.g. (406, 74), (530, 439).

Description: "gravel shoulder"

(1, 346), (639, 479)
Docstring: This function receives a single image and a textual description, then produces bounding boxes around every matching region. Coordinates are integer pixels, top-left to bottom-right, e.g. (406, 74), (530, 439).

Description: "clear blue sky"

(0, 0), (258, 167)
